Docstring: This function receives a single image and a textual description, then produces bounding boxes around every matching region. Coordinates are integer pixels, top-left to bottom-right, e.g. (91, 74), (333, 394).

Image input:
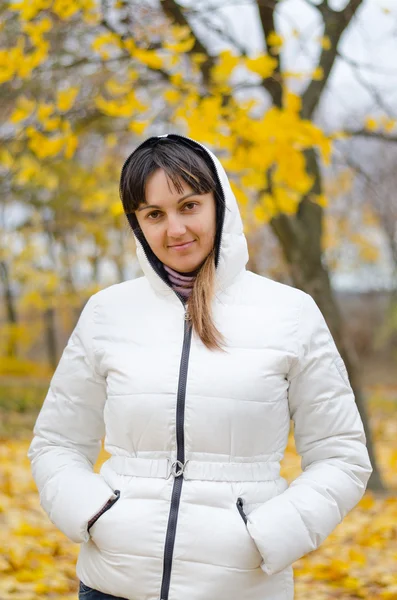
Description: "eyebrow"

(137, 191), (197, 212)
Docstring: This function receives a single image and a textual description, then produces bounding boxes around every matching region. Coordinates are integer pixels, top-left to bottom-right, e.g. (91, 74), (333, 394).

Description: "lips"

(169, 241), (195, 249)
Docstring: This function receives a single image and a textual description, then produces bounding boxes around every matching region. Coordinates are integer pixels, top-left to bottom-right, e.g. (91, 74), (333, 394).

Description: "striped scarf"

(163, 264), (197, 299)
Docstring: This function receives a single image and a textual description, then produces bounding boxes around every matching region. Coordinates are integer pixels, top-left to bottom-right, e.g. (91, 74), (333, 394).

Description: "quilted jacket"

(27, 134), (373, 600)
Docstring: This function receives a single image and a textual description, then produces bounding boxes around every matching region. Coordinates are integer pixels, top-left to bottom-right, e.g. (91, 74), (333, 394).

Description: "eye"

(147, 210), (162, 220)
(183, 202), (198, 211)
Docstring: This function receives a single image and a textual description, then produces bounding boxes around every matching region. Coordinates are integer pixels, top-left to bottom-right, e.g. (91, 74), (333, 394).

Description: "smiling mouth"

(169, 241), (195, 249)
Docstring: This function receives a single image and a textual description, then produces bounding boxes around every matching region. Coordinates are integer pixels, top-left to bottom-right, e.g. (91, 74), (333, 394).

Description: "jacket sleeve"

(27, 295), (117, 544)
(246, 292), (373, 576)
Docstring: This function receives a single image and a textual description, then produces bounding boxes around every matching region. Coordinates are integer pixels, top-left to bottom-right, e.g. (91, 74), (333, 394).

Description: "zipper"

(159, 316), (193, 600)
(236, 497), (248, 525)
(87, 490), (121, 533)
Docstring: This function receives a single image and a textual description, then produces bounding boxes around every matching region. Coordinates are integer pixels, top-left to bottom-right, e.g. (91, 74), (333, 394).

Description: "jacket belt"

(106, 456), (280, 482)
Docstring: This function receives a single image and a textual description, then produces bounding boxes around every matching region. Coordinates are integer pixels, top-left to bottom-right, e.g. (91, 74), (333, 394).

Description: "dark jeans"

(79, 581), (128, 600)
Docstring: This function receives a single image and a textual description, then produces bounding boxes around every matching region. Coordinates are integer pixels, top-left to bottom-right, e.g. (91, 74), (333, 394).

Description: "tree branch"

(255, 0), (283, 107)
(342, 129), (397, 143)
(337, 50), (397, 76)
(194, 13), (248, 57)
(348, 64), (395, 118)
(300, 0), (364, 120)
(301, 0), (329, 15)
(99, 16), (171, 83)
(160, 0), (215, 86)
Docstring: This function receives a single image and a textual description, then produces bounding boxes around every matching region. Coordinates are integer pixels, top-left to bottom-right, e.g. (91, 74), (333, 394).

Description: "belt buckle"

(167, 458), (189, 478)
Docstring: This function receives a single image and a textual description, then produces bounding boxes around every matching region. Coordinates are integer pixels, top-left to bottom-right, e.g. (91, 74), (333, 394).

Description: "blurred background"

(0, 0), (396, 599)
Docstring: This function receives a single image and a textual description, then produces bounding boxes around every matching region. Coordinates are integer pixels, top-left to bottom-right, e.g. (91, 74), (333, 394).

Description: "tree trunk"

(269, 149), (384, 492)
(44, 305), (58, 371)
(42, 221), (59, 368)
(0, 260), (18, 357)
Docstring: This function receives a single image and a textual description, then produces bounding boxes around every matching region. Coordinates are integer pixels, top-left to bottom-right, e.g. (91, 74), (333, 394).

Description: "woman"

(28, 134), (372, 600)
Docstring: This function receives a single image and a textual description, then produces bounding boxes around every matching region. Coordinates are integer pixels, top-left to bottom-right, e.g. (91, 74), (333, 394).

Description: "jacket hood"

(120, 133), (249, 300)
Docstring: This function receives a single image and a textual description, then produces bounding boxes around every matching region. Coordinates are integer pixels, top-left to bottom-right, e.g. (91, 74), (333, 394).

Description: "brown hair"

(119, 136), (226, 352)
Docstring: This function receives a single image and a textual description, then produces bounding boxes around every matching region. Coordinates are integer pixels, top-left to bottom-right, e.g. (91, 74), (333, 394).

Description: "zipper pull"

(184, 306), (191, 322)
(236, 497), (248, 524)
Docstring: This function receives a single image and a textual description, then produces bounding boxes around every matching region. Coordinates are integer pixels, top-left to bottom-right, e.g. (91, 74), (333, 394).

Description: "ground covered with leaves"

(0, 391), (396, 600)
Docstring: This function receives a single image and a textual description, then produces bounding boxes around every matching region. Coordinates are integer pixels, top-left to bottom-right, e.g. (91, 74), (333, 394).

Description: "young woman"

(28, 134), (372, 600)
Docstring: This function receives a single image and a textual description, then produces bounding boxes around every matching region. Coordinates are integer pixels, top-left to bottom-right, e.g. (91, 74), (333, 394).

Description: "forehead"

(141, 171), (195, 208)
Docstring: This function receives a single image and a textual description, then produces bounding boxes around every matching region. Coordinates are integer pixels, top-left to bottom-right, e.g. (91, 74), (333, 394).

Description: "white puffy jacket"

(28, 134), (372, 600)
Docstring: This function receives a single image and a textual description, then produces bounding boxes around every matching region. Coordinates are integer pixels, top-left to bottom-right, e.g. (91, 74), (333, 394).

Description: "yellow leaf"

(320, 36), (331, 50)
(170, 73), (184, 87)
(128, 121), (149, 135)
(124, 38), (136, 55)
(10, 96), (36, 124)
(14, 156), (38, 184)
(37, 102), (54, 123)
(134, 48), (164, 70)
(64, 133), (78, 159)
(52, 0), (80, 20)
(258, 192), (278, 221)
(16, 568), (44, 582)
(13, 522), (44, 537)
(0, 149), (13, 168)
(267, 32), (284, 47)
(358, 493), (375, 510)
(9, 0), (46, 20)
(164, 89), (181, 104)
(244, 54), (277, 79)
(110, 201), (124, 217)
(285, 92), (302, 114)
(382, 117), (396, 133)
(314, 193), (328, 207)
(91, 32), (122, 55)
(230, 182), (249, 207)
(211, 50), (239, 84)
(348, 548), (367, 566)
(28, 131), (64, 159)
(105, 78), (131, 96)
(191, 52), (207, 65)
(253, 204), (267, 222)
(170, 24), (191, 41)
(106, 133), (118, 148)
(364, 116), (377, 131)
(164, 36), (195, 53)
(56, 86), (79, 112)
(95, 91), (147, 118)
(35, 582), (51, 594)
(312, 66), (324, 80)
(42, 116), (62, 131)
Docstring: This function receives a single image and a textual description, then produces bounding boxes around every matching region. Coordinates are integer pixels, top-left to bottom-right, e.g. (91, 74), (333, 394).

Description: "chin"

(172, 259), (200, 273)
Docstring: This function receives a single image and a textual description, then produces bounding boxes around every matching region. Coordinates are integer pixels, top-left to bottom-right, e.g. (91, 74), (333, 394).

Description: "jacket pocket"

(87, 489), (121, 534)
(236, 497), (248, 525)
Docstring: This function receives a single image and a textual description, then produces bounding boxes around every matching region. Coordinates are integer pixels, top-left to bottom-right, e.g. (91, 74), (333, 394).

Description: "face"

(135, 168), (217, 273)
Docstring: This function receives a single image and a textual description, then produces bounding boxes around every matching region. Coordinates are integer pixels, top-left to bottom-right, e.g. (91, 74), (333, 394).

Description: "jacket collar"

(123, 134), (249, 299)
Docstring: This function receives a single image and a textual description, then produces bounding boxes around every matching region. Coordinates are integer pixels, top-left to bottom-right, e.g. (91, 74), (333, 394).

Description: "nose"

(167, 214), (187, 238)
